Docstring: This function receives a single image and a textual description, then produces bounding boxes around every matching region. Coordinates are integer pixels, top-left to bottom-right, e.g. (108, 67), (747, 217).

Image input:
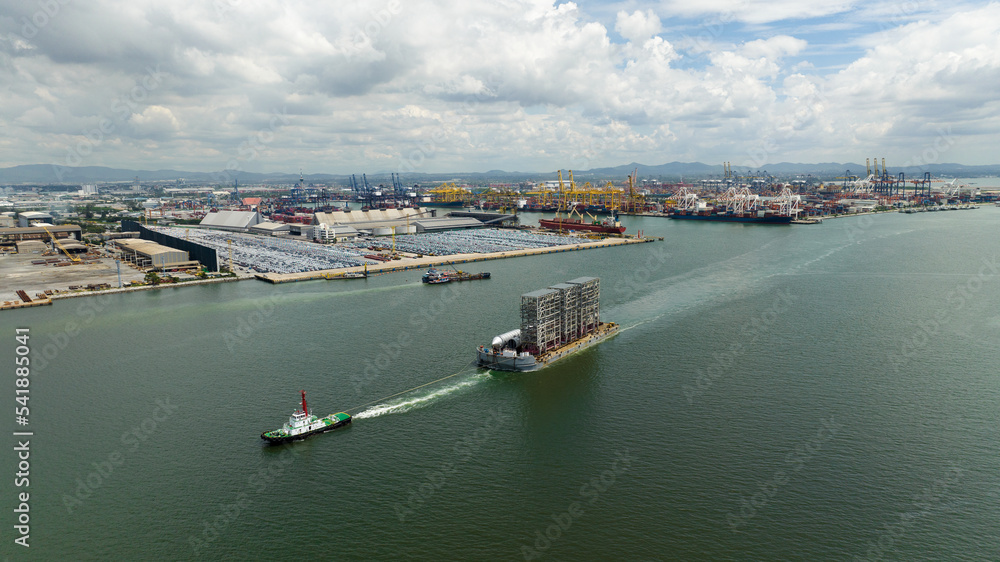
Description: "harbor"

(5, 0), (1000, 556)
(3, 168), (995, 309)
(4, 208), (997, 560)
(1, 214), (653, 305)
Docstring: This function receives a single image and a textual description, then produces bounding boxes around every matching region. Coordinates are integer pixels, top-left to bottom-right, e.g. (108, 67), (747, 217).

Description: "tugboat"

(422, 268), (451, 284)
(260, 391), (351, 444)
(422, 267), (490, 284)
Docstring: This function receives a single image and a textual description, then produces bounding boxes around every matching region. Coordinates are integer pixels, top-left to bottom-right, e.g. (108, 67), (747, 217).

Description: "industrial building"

(520, 277), (600, 354)
(413, 216), (484, 233)
(114, 239), (198, 271)
(199, 210), (262, 231)
(122, 220), (219, 271)
(313, 223), (359, 242)
(14, 240), (49, 254)
(248, 221), (291, 236)
(58, 241), (89, 254)
(0, 225), (83, 248)
(313, 208), (431, 232)
(18, 211), (54, 227)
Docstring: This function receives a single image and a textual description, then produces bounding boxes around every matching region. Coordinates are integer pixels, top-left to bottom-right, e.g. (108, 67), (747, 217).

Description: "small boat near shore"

(422, 268), (491, 284)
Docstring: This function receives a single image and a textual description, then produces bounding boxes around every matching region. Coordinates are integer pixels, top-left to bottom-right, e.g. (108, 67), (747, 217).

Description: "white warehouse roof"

(413, 217), (483, 232)
(199, 210), (262, 230)
(314, 207), (428, 229)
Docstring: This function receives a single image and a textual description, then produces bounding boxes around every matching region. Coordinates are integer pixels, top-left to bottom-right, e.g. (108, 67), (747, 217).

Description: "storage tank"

(372, 227), (393, 236)
(395, 225), (416, 235)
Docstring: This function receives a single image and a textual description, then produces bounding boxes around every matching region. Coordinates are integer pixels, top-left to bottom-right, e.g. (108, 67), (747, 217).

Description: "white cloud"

(0, 0), (997, 171)
(615, 9), (662, 42)
(130, 105), (180, 139)
(740, 35), (807, 59)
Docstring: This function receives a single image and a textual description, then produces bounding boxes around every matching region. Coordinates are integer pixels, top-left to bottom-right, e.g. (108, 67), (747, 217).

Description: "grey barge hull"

(477, 322), (619, 372)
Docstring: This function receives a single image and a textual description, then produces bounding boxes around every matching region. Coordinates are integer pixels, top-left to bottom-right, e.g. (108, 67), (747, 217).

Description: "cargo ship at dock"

(667, 209), (792, 224)
(477, 277), (617, 372)
(667, 186), (798, 225)
(260, 391), (351, 444)
(538, 216), (626, 234)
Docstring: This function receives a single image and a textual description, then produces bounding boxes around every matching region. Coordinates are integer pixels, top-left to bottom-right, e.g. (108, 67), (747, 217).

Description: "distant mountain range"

(579, 161), (1000, 178)
(2, 162), (999, 185)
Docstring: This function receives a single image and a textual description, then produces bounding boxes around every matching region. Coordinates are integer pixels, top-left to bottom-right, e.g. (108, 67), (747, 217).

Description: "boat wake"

(605, 234), (849, 331)
(353, 373), (488, 419)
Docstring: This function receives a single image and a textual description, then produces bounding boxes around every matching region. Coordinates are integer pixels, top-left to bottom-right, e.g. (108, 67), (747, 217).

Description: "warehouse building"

(15, 240), (49, 254)
(313, 208), (431, 231)
(0, 225), (83, 248)
(114, 239), (198, 271)
(199, 210), (262, 231)
(413, 216), (484, 233)
(18, 211), (54, 227)
(121, 220), (219, 271)
(248, 221), (291, 236)
(313, 223), (360, 242)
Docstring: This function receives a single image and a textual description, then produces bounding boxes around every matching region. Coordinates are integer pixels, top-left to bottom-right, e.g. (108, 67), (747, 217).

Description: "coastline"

(47, 275), (247, 301)
(2, 236), (654, 308)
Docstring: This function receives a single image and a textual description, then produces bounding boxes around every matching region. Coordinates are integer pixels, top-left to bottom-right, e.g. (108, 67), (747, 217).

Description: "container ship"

(477, 277), (618, 372)
(667, 209), (792, 224)
(260, 391), (351, 444)
(667, 186), (796, 224)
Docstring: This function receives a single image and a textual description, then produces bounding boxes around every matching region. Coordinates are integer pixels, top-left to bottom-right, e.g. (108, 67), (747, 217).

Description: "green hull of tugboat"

(260, 391), (351, 444)
(260, 413), (351, 444)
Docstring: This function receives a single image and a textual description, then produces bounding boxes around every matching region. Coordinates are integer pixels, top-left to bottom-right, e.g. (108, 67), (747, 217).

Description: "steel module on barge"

(477, 277), (618, 372)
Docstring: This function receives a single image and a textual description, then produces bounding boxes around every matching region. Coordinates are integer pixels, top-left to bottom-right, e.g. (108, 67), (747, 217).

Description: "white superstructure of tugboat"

(260, 391), (351, 444)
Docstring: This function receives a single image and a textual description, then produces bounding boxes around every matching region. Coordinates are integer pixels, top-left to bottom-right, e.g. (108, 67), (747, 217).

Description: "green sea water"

(2, 208), (999, 560)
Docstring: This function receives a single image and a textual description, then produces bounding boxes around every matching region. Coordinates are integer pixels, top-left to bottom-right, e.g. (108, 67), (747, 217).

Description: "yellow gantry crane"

(483, 185), (520, 213)
(524, 169), (645, 213)
(428, 182), (472, 204)
(621, 168), (646, 213)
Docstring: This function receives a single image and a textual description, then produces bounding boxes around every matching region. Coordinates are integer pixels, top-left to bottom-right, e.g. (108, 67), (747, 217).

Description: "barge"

(477, 276), (616, 372)
(422, 268), (491, 284)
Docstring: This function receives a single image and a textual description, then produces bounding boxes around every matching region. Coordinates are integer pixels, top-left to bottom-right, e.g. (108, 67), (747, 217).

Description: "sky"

(1, 0), (998, 175)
